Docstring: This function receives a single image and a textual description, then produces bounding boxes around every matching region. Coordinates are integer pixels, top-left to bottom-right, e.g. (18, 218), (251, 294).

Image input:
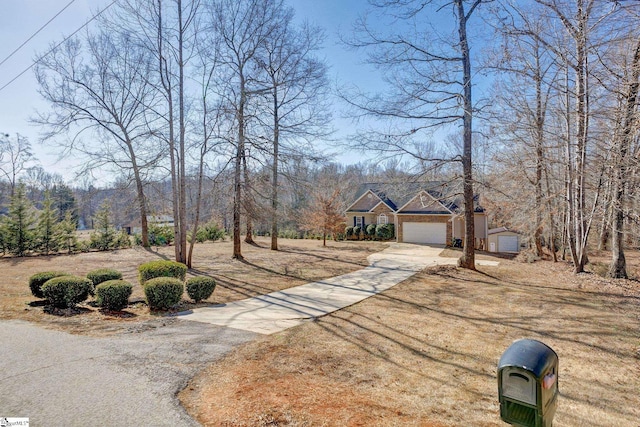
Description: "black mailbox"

(497, 339), (558, 427)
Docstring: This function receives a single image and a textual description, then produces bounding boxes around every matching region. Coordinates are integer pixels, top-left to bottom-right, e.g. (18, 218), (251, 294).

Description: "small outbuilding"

(488, 227), (520, 253)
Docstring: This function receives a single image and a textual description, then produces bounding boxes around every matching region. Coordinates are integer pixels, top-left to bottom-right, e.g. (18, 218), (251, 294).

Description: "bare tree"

(34, 31), (160, 247)
(209, 0), (282, 259)
(256, 10), (331, 251)
(109, 0), (200, 262)
(605, 34), (640, 278)
(489, 4), (561, 257)
(0, 133), (36, 197)
(343, 0), (485, 269)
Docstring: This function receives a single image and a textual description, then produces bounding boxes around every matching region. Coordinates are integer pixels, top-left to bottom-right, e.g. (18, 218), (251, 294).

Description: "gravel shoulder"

(0, 318), (255, 426)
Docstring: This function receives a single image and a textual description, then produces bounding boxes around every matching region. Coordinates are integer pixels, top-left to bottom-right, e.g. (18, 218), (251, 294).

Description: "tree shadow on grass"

(98, 308), (137, 318)
(43, 305), (93, 317)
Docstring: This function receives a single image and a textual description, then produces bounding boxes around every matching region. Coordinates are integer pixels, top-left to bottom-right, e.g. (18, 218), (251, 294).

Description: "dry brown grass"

(0, 237), (386, 335)
(2, 238), (639, 426)
(179, 251), (640, 427)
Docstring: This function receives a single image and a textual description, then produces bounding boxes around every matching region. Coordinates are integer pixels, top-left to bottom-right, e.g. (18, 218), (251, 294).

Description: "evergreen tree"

(51, 184), (77, 222)
(4, 184), (36, 256)
(55, 210), (78, 254)
(36, 191), (58, 254)
(89, 201), (115, 251)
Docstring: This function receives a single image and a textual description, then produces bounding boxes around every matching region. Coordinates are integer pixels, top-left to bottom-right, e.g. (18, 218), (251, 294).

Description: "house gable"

(346, 190), (393, 213)
(396, 191), (453, 215)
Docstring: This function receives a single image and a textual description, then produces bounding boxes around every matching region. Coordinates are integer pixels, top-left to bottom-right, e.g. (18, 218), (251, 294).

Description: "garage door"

(498, 235), (519, 252)
(402, 222), (447, 244)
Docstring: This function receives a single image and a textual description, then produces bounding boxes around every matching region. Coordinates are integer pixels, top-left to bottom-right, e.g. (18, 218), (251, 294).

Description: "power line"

(0, 0), (117, 94)
(0, 0), (77, 69)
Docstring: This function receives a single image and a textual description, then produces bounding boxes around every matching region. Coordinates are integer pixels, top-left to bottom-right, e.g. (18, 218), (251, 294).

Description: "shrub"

(29, 271), (68, 299)
(366, 224), (377, 239)
(87, 268), (123, 287)
(148, 223), (173, 246)
(201, 222), (225, 242)
(138, 260), (187, 284)
(353, 226), (361, 237)
(345, 226), (354, 237)
(95, 280), (133, 311)
(144, 277), (184, 310)
(186, 276), (216, 303)
(375, 223), (395, 240)
(115, 230), (132, 248)
(41, 276), (92, 308)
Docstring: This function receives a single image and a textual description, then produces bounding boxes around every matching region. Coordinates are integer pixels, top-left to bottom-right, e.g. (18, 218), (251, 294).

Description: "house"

(123, 215), (175, 235)
(345, 182), (488, 247)
(487, 227), (521, 253)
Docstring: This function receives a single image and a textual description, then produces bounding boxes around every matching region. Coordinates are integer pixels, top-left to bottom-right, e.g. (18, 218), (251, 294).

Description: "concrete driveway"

(177, 243), (498, 334)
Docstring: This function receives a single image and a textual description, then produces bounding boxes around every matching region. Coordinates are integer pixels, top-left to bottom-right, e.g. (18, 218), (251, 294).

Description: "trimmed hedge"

(87, 268), (123, 290)
(95, 280), (133, 311)
(138, 260), (187, 285)
(42, 276), (92, 308)
(365, 224), (377, 237)
(375, 223), (395, 240)
(29, 271), (68, 299)
(186, 276), (216, 303)
(143, 277), (184, 310)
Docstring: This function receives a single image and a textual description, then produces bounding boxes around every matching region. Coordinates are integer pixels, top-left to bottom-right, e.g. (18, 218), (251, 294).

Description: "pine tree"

(4, 184), (36, 256)
(89, 201), (116, 251)
(55, 210), (78, 254)
(36, 191), (58, 255)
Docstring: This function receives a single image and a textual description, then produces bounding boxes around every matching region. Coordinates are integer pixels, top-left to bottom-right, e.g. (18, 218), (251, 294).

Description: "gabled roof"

(396, 190), (454, 214)
(348, 181), (483, 214)
(345, 188), (396, 213)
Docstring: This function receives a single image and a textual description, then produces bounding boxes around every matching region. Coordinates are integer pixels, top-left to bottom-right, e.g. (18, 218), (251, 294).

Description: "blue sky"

(0, 0), (393, 183)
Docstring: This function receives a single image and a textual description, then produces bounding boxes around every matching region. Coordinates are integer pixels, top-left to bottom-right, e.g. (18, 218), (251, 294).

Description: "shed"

(488, 227), (520, 253)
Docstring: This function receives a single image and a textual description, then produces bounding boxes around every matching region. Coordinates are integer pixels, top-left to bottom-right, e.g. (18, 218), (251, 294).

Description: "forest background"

(0, 0), (638, 278)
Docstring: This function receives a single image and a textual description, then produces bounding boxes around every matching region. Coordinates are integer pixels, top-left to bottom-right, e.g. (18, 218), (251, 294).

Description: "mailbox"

(497, 339), (558, 427)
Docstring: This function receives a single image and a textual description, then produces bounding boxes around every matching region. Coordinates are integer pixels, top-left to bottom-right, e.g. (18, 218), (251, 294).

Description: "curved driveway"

(0, 243), (497, 426)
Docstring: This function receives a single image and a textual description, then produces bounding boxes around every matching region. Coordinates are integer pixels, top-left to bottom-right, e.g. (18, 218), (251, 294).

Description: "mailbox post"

(497, 339), (558, 427)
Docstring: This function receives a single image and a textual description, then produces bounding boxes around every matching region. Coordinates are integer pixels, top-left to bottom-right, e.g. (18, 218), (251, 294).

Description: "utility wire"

(0, 0), (77, 69)
(0, 0), (117, 94)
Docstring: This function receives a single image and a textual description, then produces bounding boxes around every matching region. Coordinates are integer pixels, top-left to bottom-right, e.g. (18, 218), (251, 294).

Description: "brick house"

(345, 182), (488, 247)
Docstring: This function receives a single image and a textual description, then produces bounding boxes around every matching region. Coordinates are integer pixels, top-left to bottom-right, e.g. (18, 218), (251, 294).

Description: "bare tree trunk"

(598, 178), (612, 251)
(243, 148), (255, 245)
(156, 0), (181, 262)
(270, 88), (280, 251)
(543, 156), (558, 262)
(176, 0), (188, 264)
(126, 136), (149, 248)
(233, 74), (245, 259)
(609, 37), (640, 278)
(456, 0), (476, 270)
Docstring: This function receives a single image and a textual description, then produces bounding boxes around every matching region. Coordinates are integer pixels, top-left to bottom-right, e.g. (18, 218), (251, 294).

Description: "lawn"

(0, 237), (386, 335)
(178, 249), (640, 426)
(1, 238), (638, 426)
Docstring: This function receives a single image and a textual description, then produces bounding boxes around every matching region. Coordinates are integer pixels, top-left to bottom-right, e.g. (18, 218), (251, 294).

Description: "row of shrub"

(29, 261), (216, 311)
(345, 223), (395, 240)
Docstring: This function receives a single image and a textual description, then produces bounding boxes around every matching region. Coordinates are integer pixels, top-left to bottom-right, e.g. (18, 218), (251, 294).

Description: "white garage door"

(403, 222), (447, 244)
(498, 235), (519, 252)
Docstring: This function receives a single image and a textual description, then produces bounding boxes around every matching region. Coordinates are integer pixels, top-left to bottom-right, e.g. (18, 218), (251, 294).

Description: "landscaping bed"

(0, 237), (386, 336)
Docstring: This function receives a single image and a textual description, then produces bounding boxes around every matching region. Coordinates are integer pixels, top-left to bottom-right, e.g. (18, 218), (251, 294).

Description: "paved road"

(176, 243), (499, 334)
(0, 319), (255, 426)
